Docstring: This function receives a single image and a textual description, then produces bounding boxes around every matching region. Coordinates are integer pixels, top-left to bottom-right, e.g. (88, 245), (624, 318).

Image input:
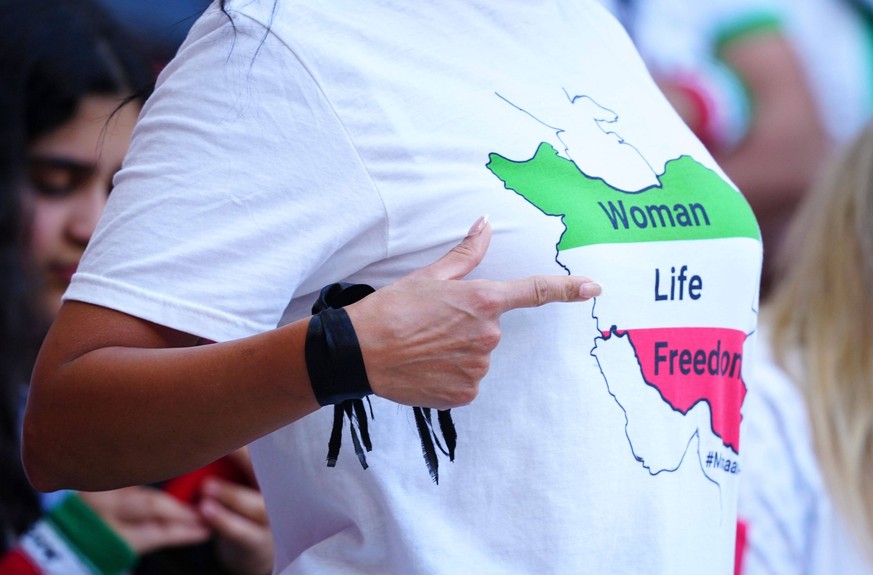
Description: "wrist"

(305, 307), (373, 406)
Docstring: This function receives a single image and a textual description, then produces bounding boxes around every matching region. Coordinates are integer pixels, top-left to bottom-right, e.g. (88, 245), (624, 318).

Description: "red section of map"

(622, 326), (747, 452)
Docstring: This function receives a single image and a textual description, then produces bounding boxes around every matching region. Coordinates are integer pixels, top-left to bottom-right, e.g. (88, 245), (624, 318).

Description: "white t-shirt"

(738, 329), (871, 574)
(68, 1), (762, 573)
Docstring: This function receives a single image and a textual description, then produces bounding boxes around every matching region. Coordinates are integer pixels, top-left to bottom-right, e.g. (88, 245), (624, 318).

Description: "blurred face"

(25, 95), (138, 318)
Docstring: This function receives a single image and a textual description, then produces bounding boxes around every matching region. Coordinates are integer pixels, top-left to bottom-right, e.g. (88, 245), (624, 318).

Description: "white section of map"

(551, 94), (660, 191)
(559, 237), (760, 332)
(497, 91), (662, 191)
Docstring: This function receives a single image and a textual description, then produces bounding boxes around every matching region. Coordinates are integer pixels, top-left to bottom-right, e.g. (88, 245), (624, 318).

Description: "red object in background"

(0, 549), (40, 575)
(735, 520), (748, 575)
(162, 456), (252, 505)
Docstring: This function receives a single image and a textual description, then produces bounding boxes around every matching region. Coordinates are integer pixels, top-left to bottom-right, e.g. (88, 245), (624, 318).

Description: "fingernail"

(467, 215), (489, 237)
(580, 282), (602, 298)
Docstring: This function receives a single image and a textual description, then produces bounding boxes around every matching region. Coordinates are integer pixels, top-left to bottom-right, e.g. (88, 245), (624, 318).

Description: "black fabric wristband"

(305, 307), (373, 406)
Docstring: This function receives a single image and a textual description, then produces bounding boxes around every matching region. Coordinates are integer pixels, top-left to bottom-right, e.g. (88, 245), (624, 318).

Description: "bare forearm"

(24, 306), (318, 492)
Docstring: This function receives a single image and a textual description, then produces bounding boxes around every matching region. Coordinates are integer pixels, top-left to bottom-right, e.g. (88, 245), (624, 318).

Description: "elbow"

(23, 341), (89, 492)
(22, 463), (60, 495)
(21, 380), (80, 492)
(21, 413), (67, 493)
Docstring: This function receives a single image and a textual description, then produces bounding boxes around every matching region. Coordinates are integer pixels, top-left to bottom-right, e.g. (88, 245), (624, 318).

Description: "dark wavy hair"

(0, 88), (35, 554)
(0, 0), (151, 550)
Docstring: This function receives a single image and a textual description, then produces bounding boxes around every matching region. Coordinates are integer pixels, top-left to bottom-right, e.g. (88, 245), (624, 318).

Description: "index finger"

(497, 275), (601, 313)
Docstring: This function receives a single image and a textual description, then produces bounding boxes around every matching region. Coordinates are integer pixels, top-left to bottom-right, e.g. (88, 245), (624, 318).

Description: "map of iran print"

(487, 91), (762, 494)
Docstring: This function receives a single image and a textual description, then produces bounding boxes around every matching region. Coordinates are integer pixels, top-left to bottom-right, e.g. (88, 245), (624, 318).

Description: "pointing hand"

(347, 217), (601, 409)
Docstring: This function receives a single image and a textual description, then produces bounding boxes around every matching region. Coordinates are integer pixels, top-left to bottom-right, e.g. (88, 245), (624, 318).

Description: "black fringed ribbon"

(413, 407), (457, 484)
(311, 282), (457, 482)
(326, 396), (374, 469)
(306, 307), (372, 406)
(310, 283), (376, 469)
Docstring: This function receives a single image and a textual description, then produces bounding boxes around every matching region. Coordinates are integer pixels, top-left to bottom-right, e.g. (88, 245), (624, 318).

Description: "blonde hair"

(767, 121), (873, 562)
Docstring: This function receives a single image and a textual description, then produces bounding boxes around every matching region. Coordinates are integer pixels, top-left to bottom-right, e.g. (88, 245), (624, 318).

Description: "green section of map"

(487, 143), (760, 250)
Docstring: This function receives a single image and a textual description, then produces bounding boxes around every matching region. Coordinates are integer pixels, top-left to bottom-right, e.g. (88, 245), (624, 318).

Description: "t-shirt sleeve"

(66, 6), (387, 343)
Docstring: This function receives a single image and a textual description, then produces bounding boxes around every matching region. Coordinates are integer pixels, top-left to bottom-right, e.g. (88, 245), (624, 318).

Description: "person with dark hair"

(0, 80), (43, 568)
(0, 1), (274, 573)
(24, 1), (760, 573)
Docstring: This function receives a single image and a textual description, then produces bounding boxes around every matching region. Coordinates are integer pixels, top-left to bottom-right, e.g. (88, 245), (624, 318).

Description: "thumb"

(409, 216), (492, 281)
